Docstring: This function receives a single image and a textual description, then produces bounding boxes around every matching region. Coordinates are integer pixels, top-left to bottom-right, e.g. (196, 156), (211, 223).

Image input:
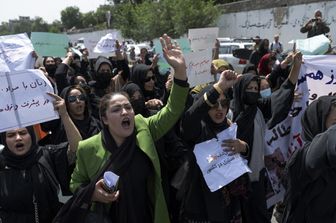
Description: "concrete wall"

(217, 1), (336, 50)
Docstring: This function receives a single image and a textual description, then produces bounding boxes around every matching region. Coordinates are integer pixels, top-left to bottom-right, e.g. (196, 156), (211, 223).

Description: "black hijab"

(301, 96), (336, 142)
(232, 73), (260, 159)
(101, 123), (141, 221)
(0, 126), (60, 220)
(196, 85), (231, 140)
(179, 86), (242, 221)
(131, 64), (150, 91)
(121, 82), (150, 117)
(0, 126), (39, 170)
(60, 85), (101, 140)
(131, 64), (161, 101)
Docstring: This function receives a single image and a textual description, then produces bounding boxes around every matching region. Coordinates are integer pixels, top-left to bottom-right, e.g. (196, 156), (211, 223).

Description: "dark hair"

(42, 56), (55, 67)
(99, 92), (130, 120)
(64, 85), (88, 115)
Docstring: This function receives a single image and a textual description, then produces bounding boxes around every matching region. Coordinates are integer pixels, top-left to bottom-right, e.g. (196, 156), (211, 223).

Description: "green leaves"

(114, 0), (220, 42)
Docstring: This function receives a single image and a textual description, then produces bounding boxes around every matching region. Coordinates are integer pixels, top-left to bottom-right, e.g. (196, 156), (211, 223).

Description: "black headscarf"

(0, 126), (39, 169)
(121, 82), (150, 117)
(131, 64), (151, 91)
(131, 64), (162, 101)
(196, 85), (231, 139)
(179, 85), (244, 221)
(60, 86), (101, 140)
(301, 96), (336, 142)
(232, 73), (259, 158)
(43, 57), (57, 78)
(60, 86), (90, 118)
(92, 56), (113, 90)
(0, 126), (60, 220)
(101, 123), (141, 221)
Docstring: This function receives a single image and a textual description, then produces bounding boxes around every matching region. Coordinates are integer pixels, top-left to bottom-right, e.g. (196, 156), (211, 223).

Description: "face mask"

(244, 92), (259, 105)
(131, 99), (146, 115)
(45, 64), (57, 77)
(96, 72), (112, 88)
(260, 88), (272, 98)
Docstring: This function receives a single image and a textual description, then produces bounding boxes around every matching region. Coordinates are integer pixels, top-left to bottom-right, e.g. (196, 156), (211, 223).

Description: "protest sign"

(31, 32), (69, 57)
(0, 33), (35, 72)
(295, 34), (330, 55)
(264, 55), (336, 207)
(67, 29), (122, 59)
(185, 49), (213, 87)
(188, 27), (219, 51)
(194, 123), (251, 192)
(153, 38), (191, 74)
(93, 33), (117, 53)
(0, 69), (58, 133)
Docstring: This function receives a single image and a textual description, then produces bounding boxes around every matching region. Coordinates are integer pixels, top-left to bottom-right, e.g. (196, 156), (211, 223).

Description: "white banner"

(0, 33), (35, 72)
(184, 49), (213, 87)
(0, 69), (58, 133)
(188, 27), (219, 51)
(194, 123), (251, 192)
(264, 55), (336, 207)
(93, 33), (117, 54)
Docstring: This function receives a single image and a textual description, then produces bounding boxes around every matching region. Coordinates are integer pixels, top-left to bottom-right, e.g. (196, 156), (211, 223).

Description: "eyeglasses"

(68, 94), (86, 103)
(214, 99), (230, 109)
(144, 76), (155, 82)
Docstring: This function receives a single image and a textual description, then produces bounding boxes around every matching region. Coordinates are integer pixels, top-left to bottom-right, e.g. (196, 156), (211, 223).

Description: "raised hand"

(47, 92), (67, 116)
(288, 51), (303, 85)
(293, 51), (303, 65)
(160, 34), (187, 80)
(145, 98), (164, 110)
(214, 70), (239, 92)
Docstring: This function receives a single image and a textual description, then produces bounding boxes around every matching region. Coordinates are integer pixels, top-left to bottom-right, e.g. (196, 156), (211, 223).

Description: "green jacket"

(70, 82), (188, 223)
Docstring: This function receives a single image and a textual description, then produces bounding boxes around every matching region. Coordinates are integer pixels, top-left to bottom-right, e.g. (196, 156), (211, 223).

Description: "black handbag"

(53, 156), (114, 223)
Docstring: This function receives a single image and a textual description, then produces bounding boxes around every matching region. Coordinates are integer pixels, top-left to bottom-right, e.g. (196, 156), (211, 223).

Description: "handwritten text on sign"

(194, 123), (251, 192)
(93, 33), (117, 53)
(188, 27), (219, 51)
(0, 69), (59, 133)
(31, 32), (69, 57)
(184, 49), (213, 87)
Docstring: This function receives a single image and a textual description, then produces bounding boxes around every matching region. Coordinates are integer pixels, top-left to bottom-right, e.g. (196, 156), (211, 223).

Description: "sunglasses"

(68, 94), (86, 103)
(214, 99), (230, 109)
(144, 76), (155, 82)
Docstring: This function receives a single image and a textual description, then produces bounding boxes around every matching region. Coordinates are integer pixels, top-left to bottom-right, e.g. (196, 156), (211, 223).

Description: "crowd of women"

(0, 32), (335, 223)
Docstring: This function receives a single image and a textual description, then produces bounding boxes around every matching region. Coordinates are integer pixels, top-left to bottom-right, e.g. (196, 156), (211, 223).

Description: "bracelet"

(204, 93), (215, 107)
(213, 84), (223, 95)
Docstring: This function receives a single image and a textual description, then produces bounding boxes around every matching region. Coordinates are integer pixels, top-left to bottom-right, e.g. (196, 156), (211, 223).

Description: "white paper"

(71, 47), (83, 57)
(188, 27), (219, 51)
(0, 33), (35, 72)
(0, 69), (59, 133)
(93, 33), (117, 53)
(184, 49), (213, 87)
(193, 123), (251, 192)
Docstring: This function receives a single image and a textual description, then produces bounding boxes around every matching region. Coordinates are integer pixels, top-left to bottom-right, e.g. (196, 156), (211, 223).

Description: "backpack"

(271, 42), (282, 51)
